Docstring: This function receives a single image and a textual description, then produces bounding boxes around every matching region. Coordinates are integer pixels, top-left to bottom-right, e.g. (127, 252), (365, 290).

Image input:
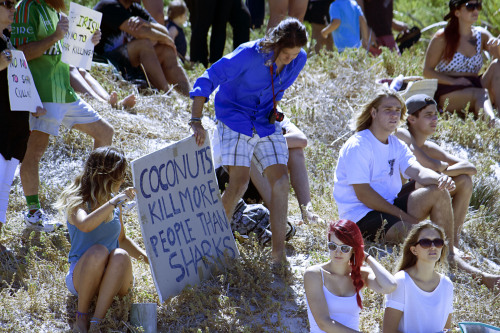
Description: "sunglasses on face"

(0, 1), (15, 9)
(414, 238), (445, 249)
(327, 242), (353, 253)
(464, 2), (482, 11)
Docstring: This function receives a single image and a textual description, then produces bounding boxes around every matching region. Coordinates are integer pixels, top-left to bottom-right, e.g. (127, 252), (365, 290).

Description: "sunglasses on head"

(463, 2), (482, 11)
(327, 242), (353, 253)
(414, 238), (445, 249)
(0, 1), (15, 9)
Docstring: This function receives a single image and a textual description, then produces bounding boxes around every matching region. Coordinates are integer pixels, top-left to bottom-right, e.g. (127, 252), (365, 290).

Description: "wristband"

(188, 117), (202, 125)
(365, 254), (371, 262)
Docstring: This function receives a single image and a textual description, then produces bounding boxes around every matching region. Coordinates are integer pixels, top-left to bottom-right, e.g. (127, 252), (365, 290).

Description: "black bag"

(396, 26), (421, 53)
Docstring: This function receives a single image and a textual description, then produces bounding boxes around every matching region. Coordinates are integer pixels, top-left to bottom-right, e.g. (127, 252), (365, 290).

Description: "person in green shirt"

(12, 0), (114, 231)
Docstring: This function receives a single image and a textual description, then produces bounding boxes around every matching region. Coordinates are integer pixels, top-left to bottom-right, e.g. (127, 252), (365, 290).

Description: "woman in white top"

(383, 220), (454, 333)
(304, 219), (397, 332)
(423, 0), (500, 125)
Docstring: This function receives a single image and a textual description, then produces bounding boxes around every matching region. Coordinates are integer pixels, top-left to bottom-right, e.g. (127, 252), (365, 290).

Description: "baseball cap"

(405, 94), (437, 115)
(444, 0), (469, 20)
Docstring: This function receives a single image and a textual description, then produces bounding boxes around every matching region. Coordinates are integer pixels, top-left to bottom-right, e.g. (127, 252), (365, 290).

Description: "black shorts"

(304, 0), (333, 25)
(104, 45), (145, 81)
(356, 181), (415, 242)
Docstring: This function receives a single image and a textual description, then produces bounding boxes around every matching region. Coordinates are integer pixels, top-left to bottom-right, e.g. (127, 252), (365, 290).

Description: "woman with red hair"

(304, 219), (397, 332)
(423, 0), (500, 125)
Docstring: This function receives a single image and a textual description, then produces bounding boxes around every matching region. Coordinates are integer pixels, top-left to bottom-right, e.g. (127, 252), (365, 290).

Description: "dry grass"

(0, 41), (499, 332)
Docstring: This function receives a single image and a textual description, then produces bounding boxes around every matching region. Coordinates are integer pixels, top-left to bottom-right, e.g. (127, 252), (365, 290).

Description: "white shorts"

(217, 121), (288, 173)
(30, 99), (102, 136)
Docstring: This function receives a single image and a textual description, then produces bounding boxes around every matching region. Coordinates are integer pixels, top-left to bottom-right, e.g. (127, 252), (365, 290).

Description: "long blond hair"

(395, 220), (449, 273)
(355, 89), (407, 132)
(55, 147), (128, 217)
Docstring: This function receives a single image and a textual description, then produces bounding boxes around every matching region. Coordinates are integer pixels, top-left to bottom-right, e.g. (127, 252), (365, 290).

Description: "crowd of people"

(0, 0), (499, 331)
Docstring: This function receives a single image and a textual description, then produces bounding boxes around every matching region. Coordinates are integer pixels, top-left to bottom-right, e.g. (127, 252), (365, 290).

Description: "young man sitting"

(395, 94), (476, 251)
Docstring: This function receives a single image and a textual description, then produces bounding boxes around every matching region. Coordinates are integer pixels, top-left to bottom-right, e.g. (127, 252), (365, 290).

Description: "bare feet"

(108, 91), (118, 107)
(74, 312), (89, 333)
(482, 273), (500, 291)
(119, 93), (136, 108)
(109, 92), (136, 109)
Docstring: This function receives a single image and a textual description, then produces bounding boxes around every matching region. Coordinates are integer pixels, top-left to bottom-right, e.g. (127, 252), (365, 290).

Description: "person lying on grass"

(383, 221), (454, 333)
(304, 219), (397, 332)
(55, 146), (148, 333)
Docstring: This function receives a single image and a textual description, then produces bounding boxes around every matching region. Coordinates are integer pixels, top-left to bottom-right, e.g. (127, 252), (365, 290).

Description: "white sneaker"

(24, 209), (63, 232)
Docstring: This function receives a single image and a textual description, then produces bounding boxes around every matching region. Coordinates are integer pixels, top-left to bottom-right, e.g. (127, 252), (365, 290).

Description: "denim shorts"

(30, 99), (101, 136)
(66, 261), (78, 296)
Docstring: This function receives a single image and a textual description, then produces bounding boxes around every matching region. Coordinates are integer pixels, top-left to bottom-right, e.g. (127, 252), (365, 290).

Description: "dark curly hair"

(258, 17), (308, 65)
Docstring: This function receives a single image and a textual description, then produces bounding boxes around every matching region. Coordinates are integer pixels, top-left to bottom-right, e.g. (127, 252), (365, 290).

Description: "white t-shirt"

(333, 129), (416, 222)
(385, 270), (454, 333)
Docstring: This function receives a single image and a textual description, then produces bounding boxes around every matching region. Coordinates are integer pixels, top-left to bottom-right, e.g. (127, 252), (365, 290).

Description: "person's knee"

(425, 184), (452, 205)
(270, 172), (289, 193)
(95, 121), (114, 144)
(86, 244), (110, 268)
(109, 248), (132, 269)
(156, 45), (178, 66)
(453, 174), (473, 193)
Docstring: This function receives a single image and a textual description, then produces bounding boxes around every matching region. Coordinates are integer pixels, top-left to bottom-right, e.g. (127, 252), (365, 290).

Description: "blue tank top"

(67, 206), (121, 263)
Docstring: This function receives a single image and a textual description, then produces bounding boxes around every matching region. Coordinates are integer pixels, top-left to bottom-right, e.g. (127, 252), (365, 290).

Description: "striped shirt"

(12, 0), (77, 103)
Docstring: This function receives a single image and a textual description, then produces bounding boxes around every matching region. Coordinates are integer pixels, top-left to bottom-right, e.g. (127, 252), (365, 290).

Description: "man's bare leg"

(263, 164), (289, 264)
(73, 119), (114, 149)
(154, 44), (190, 97)
(20, 131), (50, 197)
(406, 185), (454, 251)
(127, 39), (171, 92)
(449, 174), (473, 248)
(222, 166), (250, 220)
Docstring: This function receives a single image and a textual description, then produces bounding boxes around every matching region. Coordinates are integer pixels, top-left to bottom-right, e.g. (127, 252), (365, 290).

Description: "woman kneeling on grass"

(304, 219), (397, 332)
(55, 147), (148, 332)
(383, 221), (454, 333)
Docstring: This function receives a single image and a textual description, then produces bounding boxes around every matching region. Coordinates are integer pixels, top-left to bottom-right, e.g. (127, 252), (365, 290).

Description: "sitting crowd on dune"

(1, 0), (499, 331)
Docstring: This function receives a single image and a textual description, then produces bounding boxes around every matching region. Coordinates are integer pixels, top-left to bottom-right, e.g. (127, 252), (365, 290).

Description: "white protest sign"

(131, 136), (239, 303)
(7, 50), (42, 113)
(61, 2), (102, 70)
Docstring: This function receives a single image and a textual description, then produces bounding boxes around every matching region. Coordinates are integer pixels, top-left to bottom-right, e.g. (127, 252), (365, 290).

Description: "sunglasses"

(327, 242), (352, 253)
(0, 1), (15, 9)
(414, 238), (445, 249)
(463, 2), (482, 11)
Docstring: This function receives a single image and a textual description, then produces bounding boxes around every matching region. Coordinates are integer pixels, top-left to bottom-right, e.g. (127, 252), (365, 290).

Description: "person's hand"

(127, 16), (146, 31)
(320, 28), (329, 39)
(112, 187), (137, 206)
(91, 29), (101, 46)
(487, 37), (500, 48)
(32, 106), (47, 117)
(438, 174), (456, 191)
(54, 15), (69, 40)
(0, 49), (12, 70)
(453, 77), (473, 86)
(191, 122), (206, 146)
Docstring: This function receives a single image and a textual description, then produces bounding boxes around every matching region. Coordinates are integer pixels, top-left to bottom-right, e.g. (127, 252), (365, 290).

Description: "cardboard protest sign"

(131, 136), (239, 302)
(7, 50), (42, 113)
(61, 2), (102, 70)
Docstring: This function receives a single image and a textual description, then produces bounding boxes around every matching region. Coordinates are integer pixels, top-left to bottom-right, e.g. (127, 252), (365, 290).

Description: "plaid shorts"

(217, 122), (288, 173)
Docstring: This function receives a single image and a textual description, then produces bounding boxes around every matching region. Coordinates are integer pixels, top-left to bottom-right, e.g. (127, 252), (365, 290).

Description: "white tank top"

(435, 27), (483, 74)
(306, 269), (362, 332)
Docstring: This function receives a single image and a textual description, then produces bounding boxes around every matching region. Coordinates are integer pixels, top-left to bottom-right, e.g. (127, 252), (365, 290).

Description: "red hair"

(442, 14), (460, 62)
(328, 220), (365, 309)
